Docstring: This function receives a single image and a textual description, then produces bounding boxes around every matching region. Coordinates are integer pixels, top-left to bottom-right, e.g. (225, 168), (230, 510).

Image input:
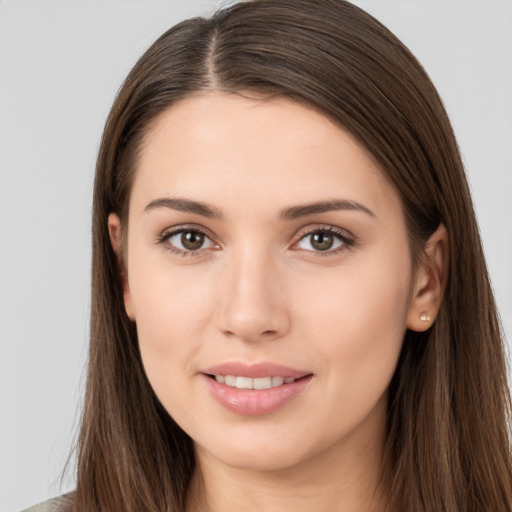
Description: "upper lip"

(203, 361), (311, 379)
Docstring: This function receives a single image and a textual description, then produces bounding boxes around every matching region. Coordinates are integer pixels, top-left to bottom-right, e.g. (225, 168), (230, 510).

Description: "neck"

(186, 420), (388, 512)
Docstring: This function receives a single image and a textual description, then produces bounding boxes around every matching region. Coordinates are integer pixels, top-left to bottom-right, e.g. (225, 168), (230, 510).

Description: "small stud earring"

(419, 311), (431, 322)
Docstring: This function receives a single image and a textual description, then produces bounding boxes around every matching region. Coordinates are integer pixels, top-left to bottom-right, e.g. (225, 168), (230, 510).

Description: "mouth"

(207, 374), (308, 390)
(202, 362), (313, 415)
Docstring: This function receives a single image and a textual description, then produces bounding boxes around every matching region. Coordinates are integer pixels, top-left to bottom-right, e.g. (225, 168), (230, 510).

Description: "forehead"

(130, 92), (401, 221)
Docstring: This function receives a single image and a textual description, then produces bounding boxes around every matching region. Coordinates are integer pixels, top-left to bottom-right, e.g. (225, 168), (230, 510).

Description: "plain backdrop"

(1, 1), (511, 510)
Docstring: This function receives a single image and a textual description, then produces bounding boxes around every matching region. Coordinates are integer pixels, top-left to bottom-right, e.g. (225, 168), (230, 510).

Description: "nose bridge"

(216, 242), (290, 342)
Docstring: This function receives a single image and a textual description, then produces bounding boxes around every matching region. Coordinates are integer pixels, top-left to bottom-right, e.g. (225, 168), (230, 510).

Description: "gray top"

(20, 495), (70, 512)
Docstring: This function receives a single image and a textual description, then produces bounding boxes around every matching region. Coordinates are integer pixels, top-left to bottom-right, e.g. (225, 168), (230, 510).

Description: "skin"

(109, 93), (447, 512)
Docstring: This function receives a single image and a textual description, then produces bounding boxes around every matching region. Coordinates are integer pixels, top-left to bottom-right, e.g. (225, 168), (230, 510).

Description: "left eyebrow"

(278, 199), (376, 220)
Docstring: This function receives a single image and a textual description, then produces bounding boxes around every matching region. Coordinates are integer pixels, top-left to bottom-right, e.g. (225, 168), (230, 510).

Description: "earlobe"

(406, 223), (449, 332)
(107, 213), (135, 321)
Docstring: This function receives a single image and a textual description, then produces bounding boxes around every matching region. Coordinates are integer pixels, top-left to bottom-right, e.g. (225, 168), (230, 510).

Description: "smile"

(203, 362), (313, 415)
(213, 375), (296, 389)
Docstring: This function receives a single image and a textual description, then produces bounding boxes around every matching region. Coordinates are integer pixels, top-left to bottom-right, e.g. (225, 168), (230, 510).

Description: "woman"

(23, 0), (512, 510)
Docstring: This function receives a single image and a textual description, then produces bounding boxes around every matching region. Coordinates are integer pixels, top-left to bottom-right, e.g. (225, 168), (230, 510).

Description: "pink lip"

(204, 361), (310, 379)
(201, 361), (313, 416)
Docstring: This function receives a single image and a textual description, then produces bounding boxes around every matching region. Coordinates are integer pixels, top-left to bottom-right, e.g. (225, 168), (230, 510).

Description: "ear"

(407, 223), (449, 332)
(108, 213), (135, 321)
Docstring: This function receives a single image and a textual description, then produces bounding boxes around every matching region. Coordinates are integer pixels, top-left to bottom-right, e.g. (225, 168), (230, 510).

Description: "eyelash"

(157, 225), (217, 258)
(157, 225), (356, 258)
(295, 226), (356, 257)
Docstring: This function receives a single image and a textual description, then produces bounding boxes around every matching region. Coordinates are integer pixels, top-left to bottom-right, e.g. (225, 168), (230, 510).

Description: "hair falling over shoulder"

(65, 1), (512, 510)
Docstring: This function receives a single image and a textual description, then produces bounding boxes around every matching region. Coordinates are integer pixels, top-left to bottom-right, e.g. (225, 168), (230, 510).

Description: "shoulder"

(20, 494), (72, 512)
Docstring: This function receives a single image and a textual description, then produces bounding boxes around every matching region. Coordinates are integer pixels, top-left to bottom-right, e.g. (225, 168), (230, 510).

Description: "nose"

(215, 247), (291, 343)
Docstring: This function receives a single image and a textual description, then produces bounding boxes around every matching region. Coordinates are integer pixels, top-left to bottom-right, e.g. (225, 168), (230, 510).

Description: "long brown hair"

(71, 1), (512, 510)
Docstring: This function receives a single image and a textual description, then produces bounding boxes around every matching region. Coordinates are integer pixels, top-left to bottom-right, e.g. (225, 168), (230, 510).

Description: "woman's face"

(112, 93), (419, 472)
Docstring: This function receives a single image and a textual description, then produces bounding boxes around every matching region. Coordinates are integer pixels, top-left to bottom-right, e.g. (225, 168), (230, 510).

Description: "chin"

(208, 445), (307, 472)
(193, 425), (331, 474)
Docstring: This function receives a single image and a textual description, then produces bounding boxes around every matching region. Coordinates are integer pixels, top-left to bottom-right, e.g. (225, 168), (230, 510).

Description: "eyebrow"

(144, 197), (375, 220)
(144, 197), (223, 219)
(279, 199), (375, 220)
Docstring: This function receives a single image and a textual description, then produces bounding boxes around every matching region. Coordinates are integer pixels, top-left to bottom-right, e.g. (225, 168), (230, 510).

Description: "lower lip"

(202, 374), (312, 416)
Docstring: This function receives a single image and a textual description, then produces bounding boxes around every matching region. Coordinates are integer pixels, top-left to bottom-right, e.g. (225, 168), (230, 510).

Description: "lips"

(202, 362), (313, 415)
(204, 361), (310, 379)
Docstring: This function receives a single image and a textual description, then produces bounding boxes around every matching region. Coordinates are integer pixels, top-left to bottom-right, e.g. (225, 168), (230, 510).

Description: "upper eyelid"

(160, 224), (216, 240)
(160, 223), (352, 240)
(295, 224), (353, 238)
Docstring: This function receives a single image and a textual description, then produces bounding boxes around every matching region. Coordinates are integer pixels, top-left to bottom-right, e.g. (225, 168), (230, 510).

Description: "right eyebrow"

(144, 197), (223, 219)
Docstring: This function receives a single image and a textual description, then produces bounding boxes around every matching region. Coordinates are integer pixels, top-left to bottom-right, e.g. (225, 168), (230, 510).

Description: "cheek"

(126, 255), (218, 396)
(129, 250), (215, 339)
(295, 250), (411, 389)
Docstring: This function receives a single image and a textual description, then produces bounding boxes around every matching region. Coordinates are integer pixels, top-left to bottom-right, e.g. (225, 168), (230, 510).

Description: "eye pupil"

(311, 232), (334, 251)
(181, 231), (204, 250)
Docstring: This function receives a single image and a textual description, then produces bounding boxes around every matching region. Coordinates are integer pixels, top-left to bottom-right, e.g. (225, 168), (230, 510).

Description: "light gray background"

(1, 1), (511, 510)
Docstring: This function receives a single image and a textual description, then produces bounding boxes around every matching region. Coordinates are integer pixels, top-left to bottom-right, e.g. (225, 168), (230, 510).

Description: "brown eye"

(181, 231), (205, 250)
(164, 228), (215, 254)
(311, 232), (335, 251)
(296, 229), (348, 253)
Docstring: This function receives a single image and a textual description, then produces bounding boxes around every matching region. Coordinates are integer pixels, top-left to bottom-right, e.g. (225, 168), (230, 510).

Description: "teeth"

(236, 376), (253, 389)
(224, 375), (236, 386)
(214, 375), (297, 389)
(253, 377), (271, 390)
(271, 376), (284, 386)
